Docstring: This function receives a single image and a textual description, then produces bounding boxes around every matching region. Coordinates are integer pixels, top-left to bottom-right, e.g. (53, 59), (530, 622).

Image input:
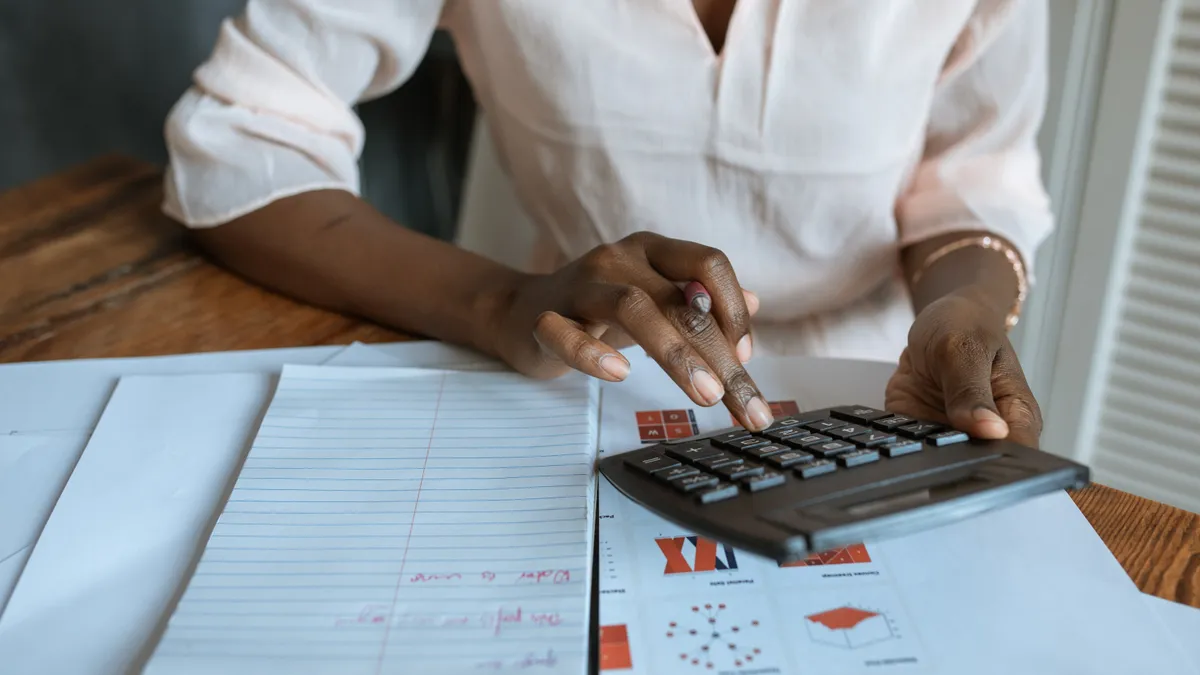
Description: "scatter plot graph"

(804, 605), (898, 649)
(665, 603), (764, 670)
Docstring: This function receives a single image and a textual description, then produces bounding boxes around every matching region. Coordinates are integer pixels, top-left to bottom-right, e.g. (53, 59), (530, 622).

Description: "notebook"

(141, 365), (599, 675)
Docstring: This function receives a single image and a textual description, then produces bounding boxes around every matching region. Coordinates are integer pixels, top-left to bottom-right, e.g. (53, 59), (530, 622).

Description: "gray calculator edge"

(598, 412), (1091, 564)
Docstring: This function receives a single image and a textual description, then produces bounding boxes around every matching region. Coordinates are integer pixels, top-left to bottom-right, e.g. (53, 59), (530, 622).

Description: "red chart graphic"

(666, 603), (762, 669)
(600, 624), (633, 670)
(655, 536), (739, 575)
(636, 409), (699, 442)
(805, 606), (897, 649)
(780, 543), (872, 568)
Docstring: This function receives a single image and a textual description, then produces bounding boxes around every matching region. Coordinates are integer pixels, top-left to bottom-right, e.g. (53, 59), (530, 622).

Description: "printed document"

(594, 354), (1195, 674)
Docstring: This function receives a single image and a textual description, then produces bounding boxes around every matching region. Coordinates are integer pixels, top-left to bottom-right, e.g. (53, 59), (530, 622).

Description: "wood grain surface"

(1, 156), (1197, 609)
(0, 155), (404, 362)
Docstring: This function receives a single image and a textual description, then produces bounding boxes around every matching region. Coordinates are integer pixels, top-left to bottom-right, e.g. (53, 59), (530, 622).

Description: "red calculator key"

(662, 409), (691, 424)
(638, 425), (667, 442)
(635, 411), (664, 425)
(665, 423), (695, 439)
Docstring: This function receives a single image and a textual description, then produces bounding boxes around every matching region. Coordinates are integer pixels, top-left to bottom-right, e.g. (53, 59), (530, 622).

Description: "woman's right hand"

(485, 232), (774, 431)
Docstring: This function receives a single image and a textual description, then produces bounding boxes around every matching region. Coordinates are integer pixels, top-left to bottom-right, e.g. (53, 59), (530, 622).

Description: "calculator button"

(765, 451), (813, 469)
(717, 436), (772, 452)
(830, 406), (891, 424)
(741, 443), (790, 460)
(873, 415), (915, 431)
(927, 430), (970, 446)
(849, 431), (898, 448)
(713, 462), (765, 481)
(764, 417), (809, 432)
(666, 443), (723, 464)
(803, 418), (843, 433)
(696, 453), (744, 470)
(827, 424), (871, 440)
(764, 427), (808, 444)
(810, 440), (856, 458)
(785, 433), (831, 448)
(898, 422), (944, 439)
(656, 465), (700, 482)
(672, 473), (720, 493)
(697, 483), (740, 504)
(795, 459), (837, 479)
(625, 454), (681, 475)
(837, 449), (881, 467)
(881, 440), (924, 458)
(743, 471), (787, 492)
(711, 429), (752, 445)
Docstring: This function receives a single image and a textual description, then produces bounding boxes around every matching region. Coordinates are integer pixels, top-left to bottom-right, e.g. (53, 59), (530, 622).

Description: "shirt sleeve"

(163, 0), (446, 227)
(895, 0), (1052, 277)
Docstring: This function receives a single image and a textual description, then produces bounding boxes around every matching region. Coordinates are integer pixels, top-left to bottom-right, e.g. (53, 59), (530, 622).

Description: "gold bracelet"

(909, 235), (1028, 331)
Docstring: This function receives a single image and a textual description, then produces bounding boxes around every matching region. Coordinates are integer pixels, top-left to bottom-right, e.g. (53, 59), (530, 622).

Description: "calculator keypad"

(830, 406), (891, 424)
(785, 433), (830, 449)
(873, 415), (915, 431)
(837, 448), (881, 467)
(765, 451), (813, 469)
(826, 424), (871, 440)
(667, 444), (724, 464)
(741, 443), (791, 460)
(713, 462), (765, 481)
(849, 431), (897, 448)
(898, 422), (943, 439)
(657, 465), (700, 482)
(765, 426), (808, 444)
(624, 404), (974, 505)
(672, 473), (720, 492)
(803, 418), (843, 433)
(744, 470), (786, 492)
(881, 440), (923, 458)
(717, 436), (773, 452)
(696, 452), (743, 470)
(628, 454), (680, 475)
(697, 483), (740, 503)
(796, 459), (837, 479)
(810, 440), (856, 458)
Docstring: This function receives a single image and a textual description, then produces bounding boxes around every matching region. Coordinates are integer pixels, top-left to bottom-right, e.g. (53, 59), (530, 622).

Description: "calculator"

(598, 404), (1090, 564)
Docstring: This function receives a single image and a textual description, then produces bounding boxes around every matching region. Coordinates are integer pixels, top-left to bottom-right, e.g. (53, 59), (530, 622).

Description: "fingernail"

(746, 397), (773, 430)
(690, 369), (724, 405)
(737, 335), (752, 363)
(598, 354), (629, 380)
(972, 407), (1008, 437)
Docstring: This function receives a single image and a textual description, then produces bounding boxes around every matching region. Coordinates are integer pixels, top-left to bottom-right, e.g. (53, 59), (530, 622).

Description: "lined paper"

(143, 366), (598, 675)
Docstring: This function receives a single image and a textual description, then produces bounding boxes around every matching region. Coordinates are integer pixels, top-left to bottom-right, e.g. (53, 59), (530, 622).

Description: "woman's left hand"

(885, 288), (1043, 448)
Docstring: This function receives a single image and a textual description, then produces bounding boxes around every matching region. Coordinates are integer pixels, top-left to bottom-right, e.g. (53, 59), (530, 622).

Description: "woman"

(164, 0), (1047, 443)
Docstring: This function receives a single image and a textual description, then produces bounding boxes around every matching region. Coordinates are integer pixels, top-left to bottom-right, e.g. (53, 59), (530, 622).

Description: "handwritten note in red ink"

(142, 366), (598, 675)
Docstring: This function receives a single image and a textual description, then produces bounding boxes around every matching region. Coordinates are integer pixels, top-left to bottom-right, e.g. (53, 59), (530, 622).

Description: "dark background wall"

(0, 0), (476, 240)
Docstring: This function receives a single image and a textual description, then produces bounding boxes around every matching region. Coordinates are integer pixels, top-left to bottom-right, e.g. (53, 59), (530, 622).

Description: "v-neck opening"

(685, 0), (741, 60)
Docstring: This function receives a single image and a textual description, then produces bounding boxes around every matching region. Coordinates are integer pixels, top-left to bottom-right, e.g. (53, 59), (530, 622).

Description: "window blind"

(1091, 0), (1200, 513)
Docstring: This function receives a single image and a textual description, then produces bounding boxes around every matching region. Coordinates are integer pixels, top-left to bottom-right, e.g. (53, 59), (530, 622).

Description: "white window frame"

(1032, 0), (1180, 461)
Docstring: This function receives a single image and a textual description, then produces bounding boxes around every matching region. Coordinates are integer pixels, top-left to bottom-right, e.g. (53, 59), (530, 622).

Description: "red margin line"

(374, 373), (447, 673)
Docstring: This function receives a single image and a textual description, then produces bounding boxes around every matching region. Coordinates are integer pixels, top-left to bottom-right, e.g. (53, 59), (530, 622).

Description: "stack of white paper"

(594, 355), (1199, 675)
(0, 342), (1195, 675)
(143, 366), (599, 674)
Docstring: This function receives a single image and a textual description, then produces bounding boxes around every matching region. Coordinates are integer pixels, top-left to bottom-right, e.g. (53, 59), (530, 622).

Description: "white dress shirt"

(163, 0), (1052, 362)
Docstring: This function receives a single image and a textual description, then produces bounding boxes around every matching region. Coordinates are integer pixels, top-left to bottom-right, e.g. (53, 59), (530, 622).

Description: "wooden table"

(2, 156), (1198, 609)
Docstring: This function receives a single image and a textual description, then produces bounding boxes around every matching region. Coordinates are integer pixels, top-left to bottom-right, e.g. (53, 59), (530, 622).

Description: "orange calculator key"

(636, 411), (663, 425)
